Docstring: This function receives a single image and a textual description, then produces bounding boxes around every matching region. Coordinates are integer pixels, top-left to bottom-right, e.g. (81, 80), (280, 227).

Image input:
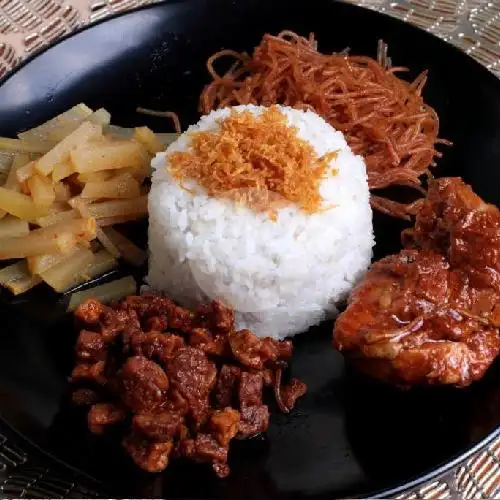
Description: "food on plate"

(333, 178), (500, 387)
(69, 295), (306, 477)
(147, 104), (373, 339)
(0, 104), (158, 295)
(200, 31), (448, 218)
(67, 275), (137, 311)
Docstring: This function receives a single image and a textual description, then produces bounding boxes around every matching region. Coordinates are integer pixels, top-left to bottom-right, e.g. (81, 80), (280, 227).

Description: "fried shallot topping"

(168, 106), (337, 217)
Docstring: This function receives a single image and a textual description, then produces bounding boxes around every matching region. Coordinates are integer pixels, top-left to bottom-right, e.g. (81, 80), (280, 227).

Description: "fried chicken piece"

(334, 178), (500, 387)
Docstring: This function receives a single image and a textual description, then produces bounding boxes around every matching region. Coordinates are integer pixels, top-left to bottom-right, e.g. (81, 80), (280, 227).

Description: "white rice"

(147, 104), (373, 339)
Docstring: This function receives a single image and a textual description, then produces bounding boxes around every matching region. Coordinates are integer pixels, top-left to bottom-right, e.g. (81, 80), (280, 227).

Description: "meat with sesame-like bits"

(70, 296), (306, 478)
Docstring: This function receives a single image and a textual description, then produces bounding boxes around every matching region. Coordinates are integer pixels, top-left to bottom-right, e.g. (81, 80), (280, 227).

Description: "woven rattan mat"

(0, 0), (499, 498)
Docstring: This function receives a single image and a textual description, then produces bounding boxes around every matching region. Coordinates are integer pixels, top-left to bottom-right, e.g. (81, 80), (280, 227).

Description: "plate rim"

(0, 0), (499, 498)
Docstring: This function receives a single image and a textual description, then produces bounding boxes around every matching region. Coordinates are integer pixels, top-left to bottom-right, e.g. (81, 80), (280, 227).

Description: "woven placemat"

(0, 0), (499, 498)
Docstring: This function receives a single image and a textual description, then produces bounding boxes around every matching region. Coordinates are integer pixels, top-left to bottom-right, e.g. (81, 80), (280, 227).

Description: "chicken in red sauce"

(334, 178), (500, 387)
(70, 295), (306, 477)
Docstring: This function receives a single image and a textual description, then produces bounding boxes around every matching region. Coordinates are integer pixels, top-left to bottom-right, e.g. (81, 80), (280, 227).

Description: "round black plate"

(0, 0), (499, 498)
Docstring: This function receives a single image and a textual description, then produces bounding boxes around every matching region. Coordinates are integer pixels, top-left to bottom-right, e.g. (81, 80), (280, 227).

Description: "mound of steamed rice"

(147, 104), (374, 339)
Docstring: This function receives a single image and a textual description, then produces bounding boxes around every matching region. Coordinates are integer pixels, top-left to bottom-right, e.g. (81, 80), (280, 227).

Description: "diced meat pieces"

(229, 329), (293, 370)
(144, 315), (168, 332)
(194, 433), (228, 463)
(280, 379), (307, 411)
(167, 347), (217, 403)
(238, 405), (269, 437)
(179, 433), (229, 477)
(119, 356), (169, 412)
(100, 308), (139, 343)
(75, 330), (106, 362)
(210, 300), (235, 335)
(189, 328), (227, 356)
(70, 295), (306, 479)
(132, 411), (184, 441)
(88, 403), (125, 434)
(131, 332), (184, 364)
(239, 371), (263, 406)
(275, 339), (293, 361)
(168, 305), (195, 332)
(165, 388), (189, 416)
(212, 462), (230, 478)
(121, 295), (176, 318)
(123, 433), (173, 473)
(70, 361), (106, 386)
(71, 388), (101, 406)
(214, 365), (241, 408)
(229, 330), (266, 370)
(168, 347), (217, 428)
(74, 298), (104, 326)
(209, 408), (240, 446)
(261, 369), (274, 387)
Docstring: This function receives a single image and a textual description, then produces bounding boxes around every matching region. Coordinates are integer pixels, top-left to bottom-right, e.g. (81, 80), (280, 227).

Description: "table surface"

(0, 0), (499, 498)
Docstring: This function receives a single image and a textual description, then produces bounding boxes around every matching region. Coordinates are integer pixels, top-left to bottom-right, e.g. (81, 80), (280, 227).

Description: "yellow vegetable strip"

(27, 248), (79, 275)
(0, 232), (77, 259)
(85, 196), (148, 220)
(67, 275), (136, 311)
(39, 247), (96, 292)
(88, 108), (111, 127)
(70, 140), (148, 173)
(80, 173), (140, 200)
(134, 126), (164, 154)
(52, 161), (74, 182)
(35, 209), (78, 228)
(0, 154), (32, 220)
(0, 187), (49, 220)
(15, 161), (35, 183)
(0, 137), (53, 154)
(35, 121), (102, 176)
(0, 261), (41, 295)
(18, 103), (93, 143)
(102, 226), (146, 267)
(0, 218), (96, 259)
(27, 174), (55, 208)
(0, 217), (30, 238)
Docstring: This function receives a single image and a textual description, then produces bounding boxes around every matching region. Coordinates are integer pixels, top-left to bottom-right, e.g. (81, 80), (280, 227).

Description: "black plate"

(0, 0), (499, 498)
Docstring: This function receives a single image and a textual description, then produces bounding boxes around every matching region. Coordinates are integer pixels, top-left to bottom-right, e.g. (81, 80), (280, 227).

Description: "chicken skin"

(334, 178), (500, 387)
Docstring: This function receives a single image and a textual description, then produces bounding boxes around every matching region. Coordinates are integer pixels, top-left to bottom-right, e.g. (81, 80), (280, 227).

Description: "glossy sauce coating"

(334, 178), (500, 386)
(70, 295), (306, 476)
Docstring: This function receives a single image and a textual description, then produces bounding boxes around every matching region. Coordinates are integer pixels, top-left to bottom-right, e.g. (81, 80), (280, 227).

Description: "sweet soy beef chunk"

(70, 295), (307, 477)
